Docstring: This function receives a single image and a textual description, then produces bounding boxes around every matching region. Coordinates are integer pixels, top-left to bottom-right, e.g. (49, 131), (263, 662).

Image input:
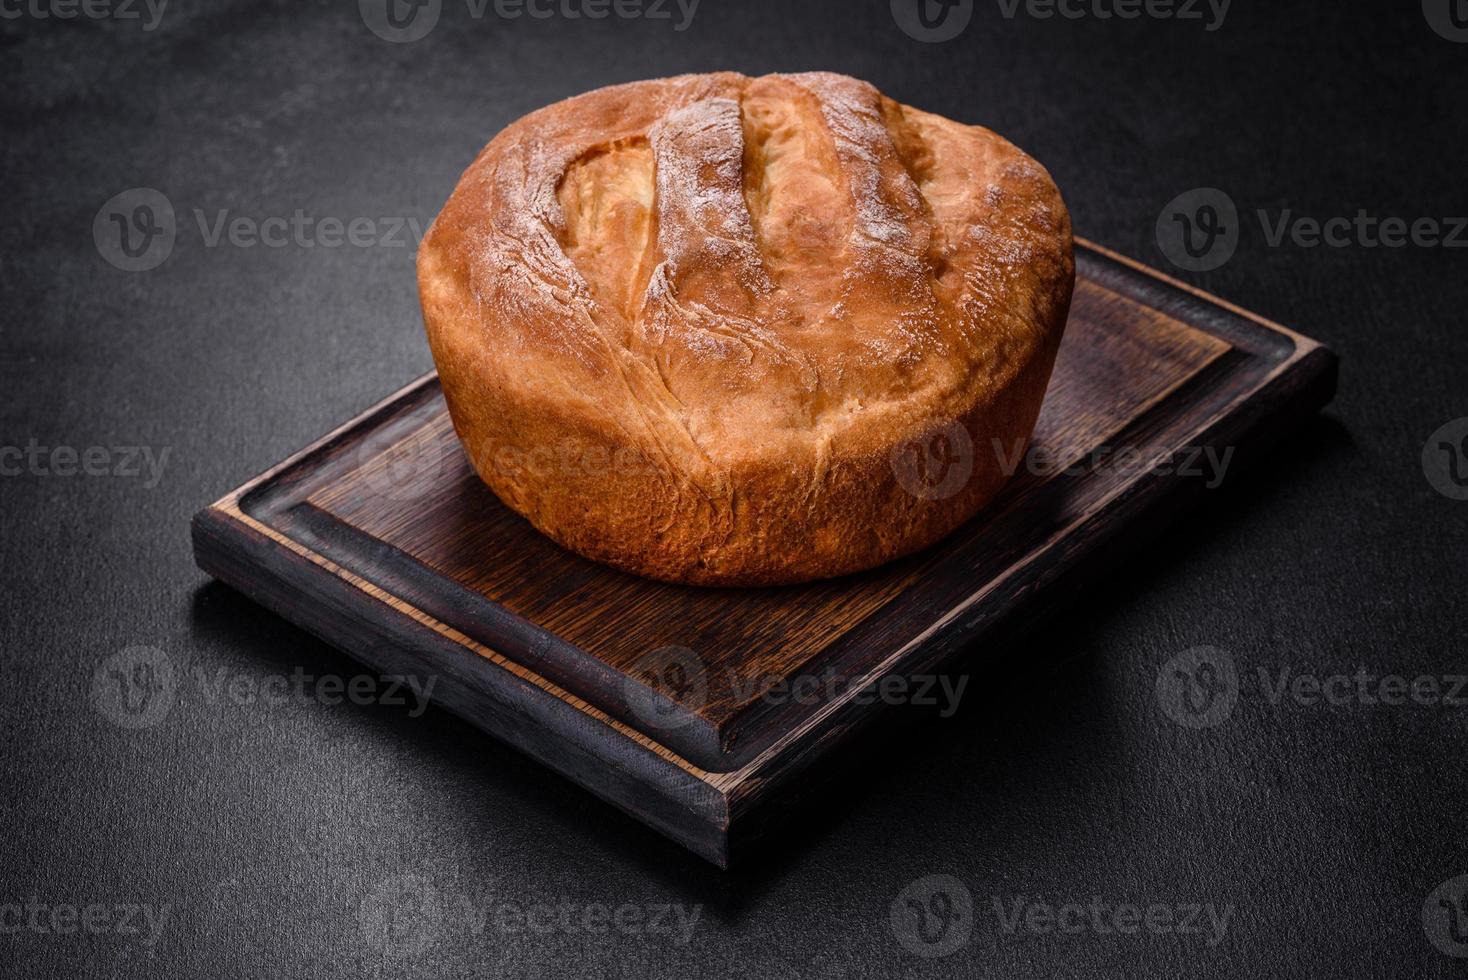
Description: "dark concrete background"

(2, 1), (1466, 976)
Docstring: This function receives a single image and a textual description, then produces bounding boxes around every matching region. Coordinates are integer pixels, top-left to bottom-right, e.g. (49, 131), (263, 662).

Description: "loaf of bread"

(418, 72), (1073, 586)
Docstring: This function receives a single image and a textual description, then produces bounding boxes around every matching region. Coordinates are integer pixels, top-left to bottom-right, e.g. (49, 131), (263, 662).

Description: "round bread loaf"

(418, 72), (1074, 586)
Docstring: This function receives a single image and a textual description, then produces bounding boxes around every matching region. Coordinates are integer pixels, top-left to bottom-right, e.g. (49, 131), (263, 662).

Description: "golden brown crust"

(417, 72), (1074, 586)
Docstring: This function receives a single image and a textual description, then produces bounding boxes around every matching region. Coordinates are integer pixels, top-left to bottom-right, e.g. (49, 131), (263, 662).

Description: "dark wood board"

(191, 240), (1337, 867)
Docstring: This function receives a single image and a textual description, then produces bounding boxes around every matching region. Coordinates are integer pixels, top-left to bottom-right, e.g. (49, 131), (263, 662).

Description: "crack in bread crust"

(418, 71), (1074, 586)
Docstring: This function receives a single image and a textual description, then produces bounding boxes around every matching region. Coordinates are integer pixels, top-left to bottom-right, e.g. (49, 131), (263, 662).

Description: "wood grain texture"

(191, 241), (1337, 867)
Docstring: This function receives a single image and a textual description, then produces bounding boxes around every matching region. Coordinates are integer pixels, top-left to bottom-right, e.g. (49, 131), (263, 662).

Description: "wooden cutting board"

(191, 240), (1336, 867)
